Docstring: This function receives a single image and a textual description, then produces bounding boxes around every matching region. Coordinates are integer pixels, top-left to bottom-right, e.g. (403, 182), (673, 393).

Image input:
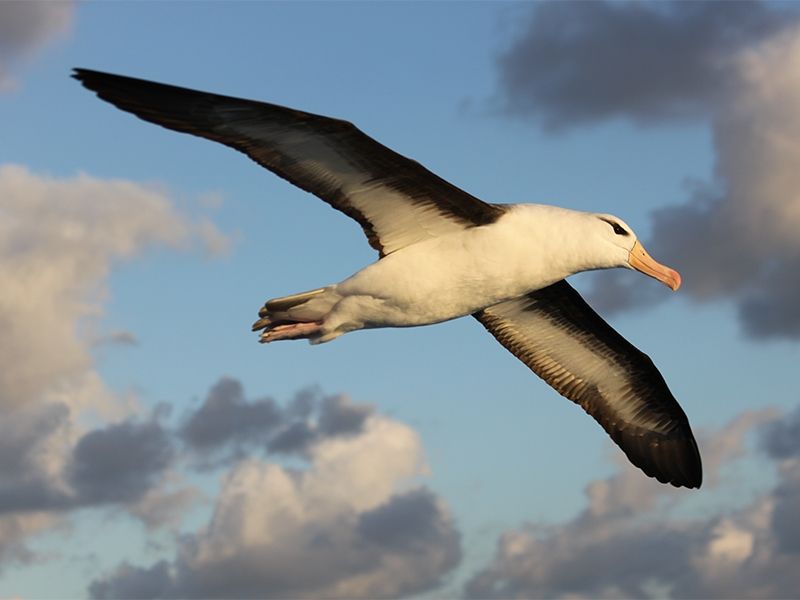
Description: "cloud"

(0, 164), (224, 413)
(91, 330), (139, 347)
(180, 379), (375, 464)
(0, 1), (75, 91)
(0, 164), (226, 567)
(496, 1), (793, 130)
(90, 402), (461, 599)
(68, 420), (174, 504)
(588, 25), (800, 340)
(0, 411), (178, 519)
(465, 407), (800, 599)
(760, 406), (800, 460)
(179, 377), (282, 458)
(496, 3), (800, 340)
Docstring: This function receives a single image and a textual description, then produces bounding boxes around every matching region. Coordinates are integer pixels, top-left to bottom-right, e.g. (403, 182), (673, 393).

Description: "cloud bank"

(498, 1), (800, 340)
(0, 164), (224, 568)
(466, 407), (800, 599)
(0, 163), (458, 597)
(496, 1), (790, 130)
(91, 383), (461, 599)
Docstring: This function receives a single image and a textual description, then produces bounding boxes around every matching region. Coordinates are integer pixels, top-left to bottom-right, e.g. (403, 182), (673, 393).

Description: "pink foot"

(259, 321), (322, 343)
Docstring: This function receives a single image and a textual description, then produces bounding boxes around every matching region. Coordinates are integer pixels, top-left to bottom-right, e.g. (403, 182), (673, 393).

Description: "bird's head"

(592, 214), (681, 291)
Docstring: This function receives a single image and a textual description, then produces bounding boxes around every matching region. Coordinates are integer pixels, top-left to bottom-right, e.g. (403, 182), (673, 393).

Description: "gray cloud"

(0, 1), (75, 91)
(266, 420), (316, 455)
(180, 377), (281, 454)
(760, 406), (800, 460)
(585, 27), (800, 340)
(319, 395), (372, 437)
(181, 379), (375, 462)
(69, 420), (174, 504)
(498, 3), (800, 340)
(0, 412), (175, 516)
(90, 561), (173, 600)
(771, 462), (800, 555)
(90, 407), (460, 599)
(496, 1), (792, 130)
(466, 407), (800, 599)
(0, 404), (74, 514)
(358, 488), (458, 556)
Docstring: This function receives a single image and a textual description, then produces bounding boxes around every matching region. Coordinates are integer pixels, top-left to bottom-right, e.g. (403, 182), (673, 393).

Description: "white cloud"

(0, 1), (75, 91)
(0, 164), (223, 413)
(90, 411), (461, 599)
(465, 408), (800, 599)
(0, 164), (226, 568)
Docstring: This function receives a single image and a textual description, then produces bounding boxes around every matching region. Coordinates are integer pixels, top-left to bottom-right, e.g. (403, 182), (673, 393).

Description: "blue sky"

(2, 2), (800, 598)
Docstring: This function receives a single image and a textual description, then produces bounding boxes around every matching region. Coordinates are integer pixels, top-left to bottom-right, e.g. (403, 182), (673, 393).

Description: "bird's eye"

(598, 217), (630, 236)
(611, 222), (628, 236)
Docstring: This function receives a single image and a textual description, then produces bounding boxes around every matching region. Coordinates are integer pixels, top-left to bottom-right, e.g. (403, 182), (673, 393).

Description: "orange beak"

(628, 240), (681, 291)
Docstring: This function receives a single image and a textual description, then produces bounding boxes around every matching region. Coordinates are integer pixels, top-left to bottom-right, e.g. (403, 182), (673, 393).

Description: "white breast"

(335, 206), (582, 326)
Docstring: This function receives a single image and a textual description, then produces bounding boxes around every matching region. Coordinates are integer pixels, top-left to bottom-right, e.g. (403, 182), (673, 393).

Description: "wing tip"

(71, 67), (109, 88)
(642, 434), (703, 489)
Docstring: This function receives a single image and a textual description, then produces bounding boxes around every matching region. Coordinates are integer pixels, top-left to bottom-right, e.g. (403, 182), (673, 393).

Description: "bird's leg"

(258, 321), (323, 343)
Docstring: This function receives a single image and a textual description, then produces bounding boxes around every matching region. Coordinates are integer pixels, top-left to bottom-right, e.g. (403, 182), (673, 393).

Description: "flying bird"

(73, 68), (702, 489)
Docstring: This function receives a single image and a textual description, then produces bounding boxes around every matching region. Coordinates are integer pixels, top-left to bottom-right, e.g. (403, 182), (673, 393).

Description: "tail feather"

(252, 287), (338, 340)
(263, 287), (327, 314)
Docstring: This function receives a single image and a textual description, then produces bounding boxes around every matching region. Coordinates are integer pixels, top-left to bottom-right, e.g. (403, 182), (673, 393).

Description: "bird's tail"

(251, 286), (339, 342)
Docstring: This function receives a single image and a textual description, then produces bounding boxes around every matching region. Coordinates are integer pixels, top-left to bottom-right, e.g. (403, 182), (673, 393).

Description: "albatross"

(73, 69), (702, 489)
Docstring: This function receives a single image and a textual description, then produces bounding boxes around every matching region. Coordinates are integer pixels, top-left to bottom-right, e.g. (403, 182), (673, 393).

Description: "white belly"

(333, 219), (571, 328)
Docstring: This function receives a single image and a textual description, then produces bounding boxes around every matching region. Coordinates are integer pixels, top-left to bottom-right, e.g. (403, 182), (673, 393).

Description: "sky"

(2, 1), (800, 598)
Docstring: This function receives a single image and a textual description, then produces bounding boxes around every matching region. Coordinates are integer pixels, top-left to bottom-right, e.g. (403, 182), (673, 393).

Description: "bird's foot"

(258, 321), (322, 343)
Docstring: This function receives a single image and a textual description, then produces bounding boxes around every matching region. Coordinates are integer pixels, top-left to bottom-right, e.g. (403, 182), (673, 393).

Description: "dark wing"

(73, 69), (505, 257)
(474, 280), (701, 488)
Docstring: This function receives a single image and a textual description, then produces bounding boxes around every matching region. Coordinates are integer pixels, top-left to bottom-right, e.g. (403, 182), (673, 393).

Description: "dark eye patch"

(599, 217), (630, 237)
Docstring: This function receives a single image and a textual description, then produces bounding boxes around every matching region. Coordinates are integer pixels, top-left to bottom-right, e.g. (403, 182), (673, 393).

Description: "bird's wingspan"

(72, 69), (506, 257)
(473, 280), (702, 488)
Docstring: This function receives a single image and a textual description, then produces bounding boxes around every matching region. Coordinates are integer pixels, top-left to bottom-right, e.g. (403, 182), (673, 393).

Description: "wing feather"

(72, 69), (506, 256)
(474, 280), (702, 488)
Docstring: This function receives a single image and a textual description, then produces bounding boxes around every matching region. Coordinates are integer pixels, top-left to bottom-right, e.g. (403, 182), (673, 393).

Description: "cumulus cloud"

(591, 25), (800, 340)
(0, 164), (225, 567)
(68, 420), (174, 504)
(760, 405), (800, 460)
(90, 404), (461, 599)
(0, 164), (224, 413)
(497, 2), (800, 340)
(179, 377), (282, 459)
(180, 378), (374, 464)
(496, 1), (792, 130)
(0, 1), (75, 91)
(466, 407), (800, 599)
(0, 163), (454, 597)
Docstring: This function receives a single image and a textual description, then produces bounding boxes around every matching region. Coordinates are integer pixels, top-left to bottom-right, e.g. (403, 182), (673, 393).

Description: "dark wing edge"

(474, 280), (702, 489)
(72, 68), (506, 256)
